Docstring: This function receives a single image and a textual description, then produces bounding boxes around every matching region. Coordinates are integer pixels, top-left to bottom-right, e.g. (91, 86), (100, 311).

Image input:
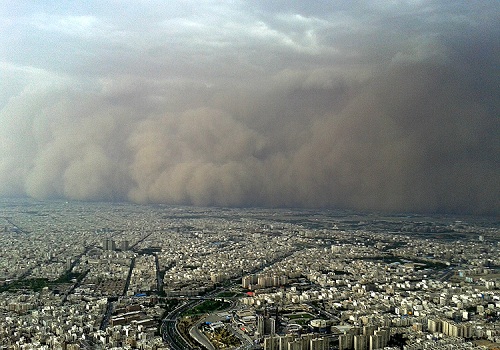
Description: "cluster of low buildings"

(0, 199), (498, 349)
(238, 238), (499, 349)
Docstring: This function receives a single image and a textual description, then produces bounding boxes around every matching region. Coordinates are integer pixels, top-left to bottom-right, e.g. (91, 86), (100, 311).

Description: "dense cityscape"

(0, 199), (498, 350)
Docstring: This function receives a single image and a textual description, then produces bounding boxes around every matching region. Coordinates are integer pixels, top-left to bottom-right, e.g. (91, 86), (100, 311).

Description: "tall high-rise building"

(268, 317), (276, 336)
(120, 240), (129, 251)
(427, 319), (442, 333)
(369, 334), (382, 350)
(339, 333), (353, 350)
(263, 335), (277, 350)
(103, 238), (115, 251)
(354, 335), (368, 350)
(310, 337), (329, 350)
(257, 315), (265, 336)
(374, 328), (389, 348)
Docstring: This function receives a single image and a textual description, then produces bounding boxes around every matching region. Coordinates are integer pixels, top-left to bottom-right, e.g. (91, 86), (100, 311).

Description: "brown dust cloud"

(1, 1), (498, 215)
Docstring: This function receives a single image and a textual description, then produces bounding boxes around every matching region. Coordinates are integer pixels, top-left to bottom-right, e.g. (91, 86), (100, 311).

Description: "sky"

(0, 1), (499, 215)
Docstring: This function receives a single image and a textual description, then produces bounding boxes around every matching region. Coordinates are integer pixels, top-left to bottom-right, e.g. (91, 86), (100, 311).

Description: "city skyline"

(0, 198), (498, 349)
(1, 1), (499, 215)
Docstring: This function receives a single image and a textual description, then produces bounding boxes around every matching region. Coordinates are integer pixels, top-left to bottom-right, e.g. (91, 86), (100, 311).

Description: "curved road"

(190, 318), (216, 350)
(162, 300), (201, 350)
(161, 250), (300, 349)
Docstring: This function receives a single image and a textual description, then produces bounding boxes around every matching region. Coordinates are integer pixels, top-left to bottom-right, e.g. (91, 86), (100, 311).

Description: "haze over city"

(1, 1), (499, 215)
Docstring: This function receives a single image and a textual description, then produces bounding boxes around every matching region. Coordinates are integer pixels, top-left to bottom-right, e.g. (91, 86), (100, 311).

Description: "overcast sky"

(1, 1), (499, 215)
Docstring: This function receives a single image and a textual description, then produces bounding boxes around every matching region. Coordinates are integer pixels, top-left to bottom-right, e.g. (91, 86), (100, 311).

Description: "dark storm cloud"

(0, 1), (498, 215)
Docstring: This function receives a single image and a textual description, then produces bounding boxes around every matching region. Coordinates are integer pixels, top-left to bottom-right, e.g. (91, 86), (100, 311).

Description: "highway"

(161, 300), (202, 350)
(160, 250), (301, 349)
(190, 318), (216, 350)
(161, 286), (229, 349)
